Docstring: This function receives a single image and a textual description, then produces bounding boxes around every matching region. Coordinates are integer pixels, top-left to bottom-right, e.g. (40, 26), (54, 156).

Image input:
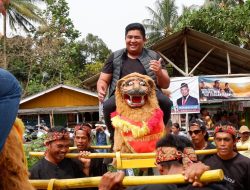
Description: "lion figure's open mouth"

(124, 94), (147, 107)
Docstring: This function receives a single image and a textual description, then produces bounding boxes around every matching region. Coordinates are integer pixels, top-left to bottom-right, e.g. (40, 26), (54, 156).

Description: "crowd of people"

(1, 22), (250, 190)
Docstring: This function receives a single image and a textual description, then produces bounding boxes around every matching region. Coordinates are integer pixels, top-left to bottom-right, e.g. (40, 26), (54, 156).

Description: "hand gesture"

(149, 58), (162, 76)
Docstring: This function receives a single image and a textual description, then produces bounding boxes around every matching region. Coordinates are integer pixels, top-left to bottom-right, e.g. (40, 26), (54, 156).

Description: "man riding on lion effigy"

(97, 23), (172, 152)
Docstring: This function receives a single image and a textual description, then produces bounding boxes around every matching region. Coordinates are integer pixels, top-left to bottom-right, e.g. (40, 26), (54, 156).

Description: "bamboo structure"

(29, 145), (248, 159)
(29, 169), (224, 189)
(69, 145), (111, 150)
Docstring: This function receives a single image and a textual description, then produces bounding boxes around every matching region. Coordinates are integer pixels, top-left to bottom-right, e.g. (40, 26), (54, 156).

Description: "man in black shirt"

(72, 124), (107, 177)
(29, 126), (85, 180)
(98, 134), (226, 190)
(97, 23), (172, 144)
(204, 122), (250, 190)
(188, 119), (215, 162)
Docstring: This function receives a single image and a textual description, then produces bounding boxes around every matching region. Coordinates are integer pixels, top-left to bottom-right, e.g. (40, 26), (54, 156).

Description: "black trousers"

(103, 90), (172, 144)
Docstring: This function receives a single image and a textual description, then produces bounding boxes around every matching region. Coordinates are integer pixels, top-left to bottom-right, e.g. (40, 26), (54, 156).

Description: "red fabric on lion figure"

(111, 72), (165, 153)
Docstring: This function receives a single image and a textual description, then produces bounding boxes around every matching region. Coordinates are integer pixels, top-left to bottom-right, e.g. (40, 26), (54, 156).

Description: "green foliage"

(6, 0), (44, 32)
(80, 33), (111, 64)
(24, 137), (46, 169)
(143, 0), (178, 46)
(176, 0), (250, 49)
(40, 0), (80, 41)
(82, 61), (104, 79)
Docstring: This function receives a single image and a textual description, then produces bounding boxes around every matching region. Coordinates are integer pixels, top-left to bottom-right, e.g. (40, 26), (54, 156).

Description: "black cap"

(180, 83), (188, 88)
(189, 118), (206, 130)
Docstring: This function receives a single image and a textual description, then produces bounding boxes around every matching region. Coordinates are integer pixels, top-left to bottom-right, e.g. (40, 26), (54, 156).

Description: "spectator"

(188, 119), (215, 162)
(204, 115), (214, 130)
(97, 22), (172, 145)
(171, 123), (186, 136)
(204, 122), (250, 190)
(72, 123), (107, 177)
(200, 108), (209, 122)
(92, 121), (110, 153)
(237, 125), (250, 158)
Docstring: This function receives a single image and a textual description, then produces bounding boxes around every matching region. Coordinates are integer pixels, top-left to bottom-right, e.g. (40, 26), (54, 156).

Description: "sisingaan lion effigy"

(111, 72), (165, 153)
(0, 118), (35, 190)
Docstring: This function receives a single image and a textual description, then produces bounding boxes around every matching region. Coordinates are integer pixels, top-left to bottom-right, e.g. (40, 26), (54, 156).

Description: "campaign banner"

(168, 77), (200, 114)
(199, 76), (250, 102)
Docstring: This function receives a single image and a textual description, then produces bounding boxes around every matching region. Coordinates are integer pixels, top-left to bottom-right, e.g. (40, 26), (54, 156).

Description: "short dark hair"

(200, 108), (207, 114)
(189, 118), (206, 131)
(125, 23), (146, 38)
(156, 134), (194, 167)
(172, 122), (180, 129)
(156, 134), (193, 151)
(189, 119), (209, 141)
(180, 83), (188, 88)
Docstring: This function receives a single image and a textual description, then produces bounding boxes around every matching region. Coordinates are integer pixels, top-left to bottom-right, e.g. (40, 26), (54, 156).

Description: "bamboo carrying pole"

(69, 145), (111, 150)
(29, 169), (224, 189)
(29, 145), (248, 159)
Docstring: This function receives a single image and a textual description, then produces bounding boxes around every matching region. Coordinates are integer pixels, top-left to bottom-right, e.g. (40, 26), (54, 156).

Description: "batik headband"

(44, 131), (70, 144)
(74, 124), (91, 135)
(214, 125), (236, 136)
(156, 147), (197, 169)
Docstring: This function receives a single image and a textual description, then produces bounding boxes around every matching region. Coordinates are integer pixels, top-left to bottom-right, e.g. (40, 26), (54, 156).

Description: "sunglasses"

(188, 129), (202, 136)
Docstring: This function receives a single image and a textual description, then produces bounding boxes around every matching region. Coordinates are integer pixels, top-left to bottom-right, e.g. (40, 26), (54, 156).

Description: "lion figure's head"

(116, 73), (156, 108)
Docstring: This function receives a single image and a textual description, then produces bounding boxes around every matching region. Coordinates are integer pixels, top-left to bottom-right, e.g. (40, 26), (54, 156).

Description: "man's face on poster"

(214, 81), (220, 88)
(180, 86), (189, 97)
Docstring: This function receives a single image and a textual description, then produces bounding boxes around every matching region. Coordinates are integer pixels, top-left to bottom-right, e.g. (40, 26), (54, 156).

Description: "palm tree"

(143, 0), (178, 46)
(0, 0), (44, 69)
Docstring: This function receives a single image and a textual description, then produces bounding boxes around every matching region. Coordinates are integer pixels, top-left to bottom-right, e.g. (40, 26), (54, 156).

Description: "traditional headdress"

(156, 147), (197, 169)
(214, 125), (236, 137)
(74, 124), (91, 137)
(44, 130), (70, 144)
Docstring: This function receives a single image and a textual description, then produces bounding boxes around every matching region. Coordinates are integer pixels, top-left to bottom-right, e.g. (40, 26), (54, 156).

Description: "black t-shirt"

(197, 142), (216, 162)
(71, 148), (107, 177)
(204, 153), (250, 190)
(29, 157), (84, 179)
(102, 50), (166, 78)
(126, 183), (227, 190)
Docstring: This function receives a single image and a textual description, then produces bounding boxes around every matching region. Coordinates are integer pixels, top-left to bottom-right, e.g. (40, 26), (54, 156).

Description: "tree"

(176, 0), (250, 49)
(143, 0), (178, 46)
(80, 33), (111, 64)
(203, 0), (242, 8)
(3, 0), (112, 97)
(0, 0), (44, 69)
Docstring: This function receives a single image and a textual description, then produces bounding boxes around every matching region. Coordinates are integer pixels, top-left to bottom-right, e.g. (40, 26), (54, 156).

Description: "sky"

(0, 0), (204, 51)
(66, 0), (205, 51)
